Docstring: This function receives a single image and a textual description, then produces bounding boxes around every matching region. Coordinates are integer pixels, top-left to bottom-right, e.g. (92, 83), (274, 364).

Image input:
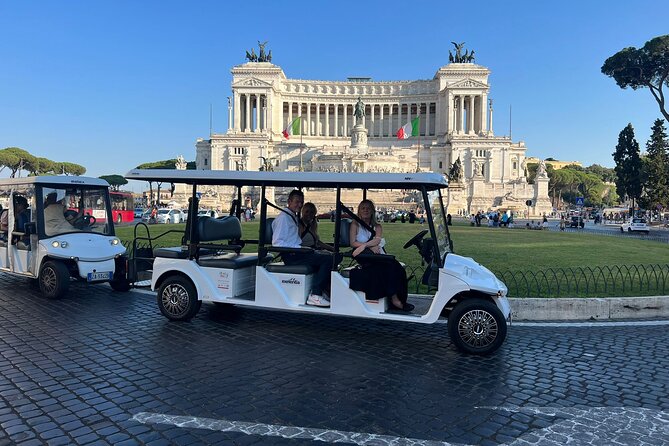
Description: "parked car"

(134, 207), (144, 218)
(197, 209), (219, 219)
(621, 218), (649, 234)
(570, 216), (585, 228)
(180, 209), (188, 222)
(155, 208), (182, 224)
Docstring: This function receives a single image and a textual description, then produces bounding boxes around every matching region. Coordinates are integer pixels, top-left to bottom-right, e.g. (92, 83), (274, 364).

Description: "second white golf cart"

(0, 176), (129, 299)
(125, 169), (511, 355)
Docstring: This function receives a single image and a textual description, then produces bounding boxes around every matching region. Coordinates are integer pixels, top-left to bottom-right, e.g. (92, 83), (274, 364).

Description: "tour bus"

(124, 169), (511, 355)
(110, 191), (134, 224)
(0, 176), (130, 299)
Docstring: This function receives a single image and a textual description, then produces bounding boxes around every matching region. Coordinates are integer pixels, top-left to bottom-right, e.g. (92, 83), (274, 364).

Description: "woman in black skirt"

(348, 200), (414, 312)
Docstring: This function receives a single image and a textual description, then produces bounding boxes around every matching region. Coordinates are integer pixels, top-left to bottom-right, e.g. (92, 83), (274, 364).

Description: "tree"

(0, 149), (20, 174)
(135, 159), (196, 170)
(99, 174), (128, 191)
(602, 35), (669, 122)
(613, 124), (643, 211)
(0, 147), (35, 177)
(642, 119), (669, 210)
(59, 162), (86, 176)
(585, 164), (617, 183)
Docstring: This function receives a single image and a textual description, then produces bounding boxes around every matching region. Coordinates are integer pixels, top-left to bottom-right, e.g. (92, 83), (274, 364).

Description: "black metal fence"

(495, 264), (669, 298)
(123, 241), (669, 298)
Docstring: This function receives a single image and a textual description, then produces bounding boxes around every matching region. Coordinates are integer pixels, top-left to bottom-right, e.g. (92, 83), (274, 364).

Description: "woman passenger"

(299, 202), (334, 252)
(348, 199), (414, 312)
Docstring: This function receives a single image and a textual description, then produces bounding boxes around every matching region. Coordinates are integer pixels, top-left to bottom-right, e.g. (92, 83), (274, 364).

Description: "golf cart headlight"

(51, 241), (68, 248)
(110, 238), (120, 246)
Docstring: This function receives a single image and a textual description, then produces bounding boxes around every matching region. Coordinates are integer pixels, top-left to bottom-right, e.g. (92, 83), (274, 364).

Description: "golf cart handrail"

(124, 169), (448, 191)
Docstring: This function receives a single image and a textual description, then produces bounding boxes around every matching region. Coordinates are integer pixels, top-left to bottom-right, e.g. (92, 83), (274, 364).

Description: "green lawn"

(116, 221), (669, 297)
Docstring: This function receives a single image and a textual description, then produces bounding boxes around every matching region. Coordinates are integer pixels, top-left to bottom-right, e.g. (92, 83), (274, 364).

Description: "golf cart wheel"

(39, 260), (70, 299)
(448, 297), (507, 355)
(157, 275), (200, 321)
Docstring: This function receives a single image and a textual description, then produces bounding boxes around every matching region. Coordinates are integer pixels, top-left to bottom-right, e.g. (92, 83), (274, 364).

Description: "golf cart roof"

(0, 175), (110, 187)
(125, 169), (448, 191)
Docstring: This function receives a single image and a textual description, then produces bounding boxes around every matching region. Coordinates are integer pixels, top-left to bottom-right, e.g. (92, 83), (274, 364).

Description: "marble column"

(343, 104), (348, 136)
(233, 93), (241, 131)
(459, 95), (464, 134)
(368, 105), (373, 136)
(245, 94), (250, 132)
(254, 95), (260, 133)
(425, 103), (431, 136)
(469, 95), (475, 134)
(481, 94), (487, 134)
(334, 104), (338, 137)
(306, 102), (311, 136)
(288, 101), (292, 128)
(316, 104), (320, 136)
(325, 103), (330, 137)
(387, 105), (393, 137)
(379, 105), (384, 137)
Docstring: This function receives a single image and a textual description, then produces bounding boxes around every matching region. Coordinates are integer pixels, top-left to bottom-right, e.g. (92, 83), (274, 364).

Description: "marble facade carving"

(193, 56), (551, 216)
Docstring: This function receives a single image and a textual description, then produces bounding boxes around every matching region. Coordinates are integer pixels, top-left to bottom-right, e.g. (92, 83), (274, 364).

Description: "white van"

(125, 170), (511, 355)
(0, 176), (129, 298)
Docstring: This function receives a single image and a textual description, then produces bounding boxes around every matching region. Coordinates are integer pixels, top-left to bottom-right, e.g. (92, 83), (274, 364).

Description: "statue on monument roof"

(449, 41), (475, 63)
(245, 41), (272, 63)
(258, 40), (268, 61)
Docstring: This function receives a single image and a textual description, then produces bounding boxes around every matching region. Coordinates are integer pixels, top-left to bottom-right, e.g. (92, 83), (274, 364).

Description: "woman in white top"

(348, 199), (413, 312)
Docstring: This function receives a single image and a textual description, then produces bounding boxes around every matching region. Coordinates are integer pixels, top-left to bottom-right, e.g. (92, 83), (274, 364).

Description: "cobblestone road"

(0, 276), (667, 445)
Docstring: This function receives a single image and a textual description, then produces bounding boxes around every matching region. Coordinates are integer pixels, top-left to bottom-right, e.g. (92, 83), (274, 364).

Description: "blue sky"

(1, 0), (667, 186)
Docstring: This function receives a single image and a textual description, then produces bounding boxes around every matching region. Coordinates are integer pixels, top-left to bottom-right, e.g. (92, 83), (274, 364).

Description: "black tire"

(448, 297), (507, 355)
(620, 227), (624, 233)
(39, 260), (70, 299)
(628, 227), (632, 233)
(157, 276), (200, 321)
(109, 278), (131, 292)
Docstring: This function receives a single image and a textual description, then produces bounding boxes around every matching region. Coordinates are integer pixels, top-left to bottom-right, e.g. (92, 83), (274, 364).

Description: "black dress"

(349, 260), (408, 304)
(348, 226), (408, 304)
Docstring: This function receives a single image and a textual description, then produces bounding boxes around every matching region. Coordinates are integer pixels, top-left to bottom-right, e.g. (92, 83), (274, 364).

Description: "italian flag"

(282, 117), (301, 139)
(396, 116), (420, 140)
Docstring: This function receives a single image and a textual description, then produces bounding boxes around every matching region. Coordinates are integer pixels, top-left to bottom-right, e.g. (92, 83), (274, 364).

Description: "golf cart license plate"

(87, 271), (112, 282)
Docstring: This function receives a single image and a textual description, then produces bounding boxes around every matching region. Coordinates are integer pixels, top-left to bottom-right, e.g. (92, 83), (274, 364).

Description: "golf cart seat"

(261, 217), (315, 274)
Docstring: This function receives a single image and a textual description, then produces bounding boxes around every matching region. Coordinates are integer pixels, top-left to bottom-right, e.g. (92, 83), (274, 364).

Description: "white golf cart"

(0, 176), (129, 299)
(124, 169), (510, 355)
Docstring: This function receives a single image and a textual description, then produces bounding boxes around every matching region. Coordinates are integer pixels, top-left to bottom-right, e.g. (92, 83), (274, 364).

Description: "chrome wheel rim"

(41, 267), (57, 294)
(458, 309), (498, 348)
(161, 283), (190, 316)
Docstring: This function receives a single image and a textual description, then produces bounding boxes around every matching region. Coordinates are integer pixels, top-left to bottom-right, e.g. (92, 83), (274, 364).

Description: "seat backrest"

(196, 215), (242, 242)
(339, 219), (352, 247)
(261, 218), (275, 245)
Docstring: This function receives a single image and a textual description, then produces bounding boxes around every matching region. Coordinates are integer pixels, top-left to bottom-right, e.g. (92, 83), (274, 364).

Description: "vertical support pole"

(258, 185), (268, 264)
(332, 186), (342, 272)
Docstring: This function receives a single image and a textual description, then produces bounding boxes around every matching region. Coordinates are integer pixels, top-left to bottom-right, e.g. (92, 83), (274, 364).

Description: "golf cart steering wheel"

(403, 230), (428, 249)
(65, 210), (96, 228)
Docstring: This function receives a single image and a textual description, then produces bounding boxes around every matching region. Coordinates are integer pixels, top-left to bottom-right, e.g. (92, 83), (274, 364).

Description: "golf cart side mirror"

(24, 222), (36, 235)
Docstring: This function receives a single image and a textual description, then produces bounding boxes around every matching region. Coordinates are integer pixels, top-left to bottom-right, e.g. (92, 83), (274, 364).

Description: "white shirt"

(272, 207), (301, 248)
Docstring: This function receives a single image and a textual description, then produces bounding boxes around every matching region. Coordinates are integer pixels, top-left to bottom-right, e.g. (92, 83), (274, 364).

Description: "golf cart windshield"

(39, 186), (113, 237)
(427, 189), (450, 262)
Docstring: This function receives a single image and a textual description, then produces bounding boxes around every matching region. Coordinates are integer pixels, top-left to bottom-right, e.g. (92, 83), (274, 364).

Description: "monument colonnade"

(231, 92), (490, 137)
